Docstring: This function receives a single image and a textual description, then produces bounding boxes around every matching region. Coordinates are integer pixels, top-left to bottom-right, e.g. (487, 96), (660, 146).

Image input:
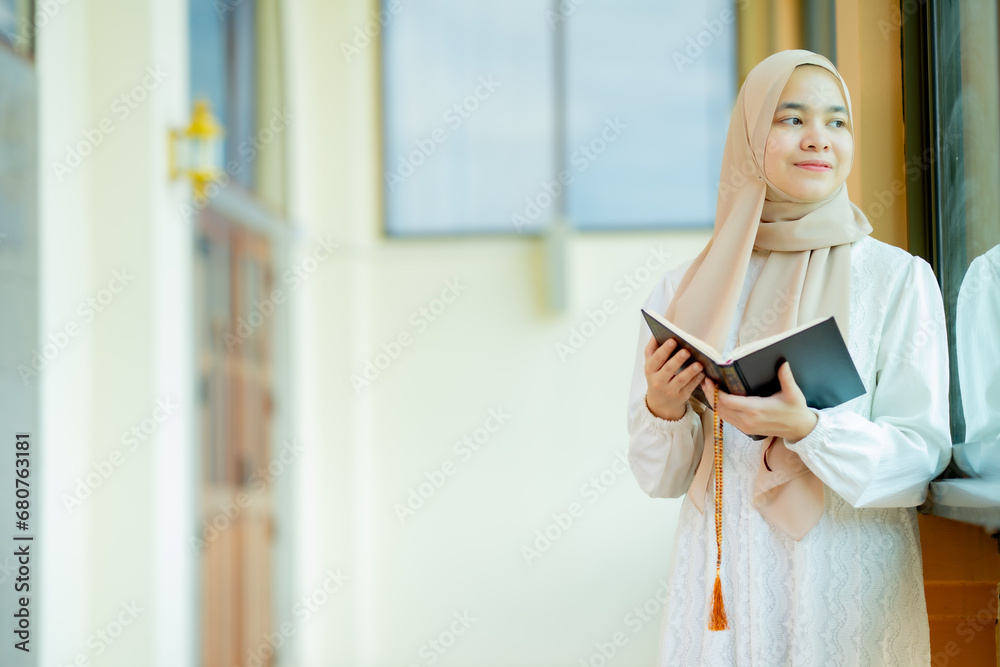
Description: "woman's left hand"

(701, 361), (819, 442)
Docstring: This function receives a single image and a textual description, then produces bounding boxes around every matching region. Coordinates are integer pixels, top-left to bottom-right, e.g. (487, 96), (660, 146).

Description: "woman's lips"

(795, 162), (832, 172)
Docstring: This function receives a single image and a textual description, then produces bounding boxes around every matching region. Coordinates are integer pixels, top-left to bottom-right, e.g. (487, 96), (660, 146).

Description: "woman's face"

(763, 65), (853, 202)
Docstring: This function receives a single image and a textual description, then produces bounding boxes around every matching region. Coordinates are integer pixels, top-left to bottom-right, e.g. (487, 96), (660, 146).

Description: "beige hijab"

(665, 50), (873, 540)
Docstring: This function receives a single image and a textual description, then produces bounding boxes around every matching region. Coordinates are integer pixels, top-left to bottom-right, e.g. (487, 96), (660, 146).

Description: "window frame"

(902, 0), (969, 446)
(376, 0), (739, 238)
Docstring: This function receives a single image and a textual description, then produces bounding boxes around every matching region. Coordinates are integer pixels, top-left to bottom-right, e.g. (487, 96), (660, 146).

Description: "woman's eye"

(781, 117), (802, 125)
(830, 119), (847, 128)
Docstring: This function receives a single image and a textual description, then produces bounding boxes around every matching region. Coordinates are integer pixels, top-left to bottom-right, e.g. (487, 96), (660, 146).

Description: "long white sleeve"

(626, 272), (705, 498)
(956, 246), (1000, 448)
(784, 255), (953, 508)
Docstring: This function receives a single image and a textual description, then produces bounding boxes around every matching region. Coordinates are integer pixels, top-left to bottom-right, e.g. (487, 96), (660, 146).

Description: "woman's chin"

(783, 182), (839, 202)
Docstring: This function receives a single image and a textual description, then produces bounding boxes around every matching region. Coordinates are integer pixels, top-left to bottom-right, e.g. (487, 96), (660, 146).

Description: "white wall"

(287, 0), (712, 664)
(38, 1), (194, 665)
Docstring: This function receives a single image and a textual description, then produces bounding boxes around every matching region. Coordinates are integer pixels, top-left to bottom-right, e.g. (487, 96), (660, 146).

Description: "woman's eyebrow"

(775, 101), (848, 114)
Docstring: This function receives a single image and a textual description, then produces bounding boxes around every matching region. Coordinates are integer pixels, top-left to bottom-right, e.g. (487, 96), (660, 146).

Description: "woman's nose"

(801, 125), (831, 150)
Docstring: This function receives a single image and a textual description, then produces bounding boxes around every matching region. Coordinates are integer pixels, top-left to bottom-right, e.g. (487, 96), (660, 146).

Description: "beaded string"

(708, 384), (730, 631)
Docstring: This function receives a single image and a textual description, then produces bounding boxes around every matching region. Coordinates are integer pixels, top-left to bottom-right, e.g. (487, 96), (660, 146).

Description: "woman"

(627, 50), (951, 665)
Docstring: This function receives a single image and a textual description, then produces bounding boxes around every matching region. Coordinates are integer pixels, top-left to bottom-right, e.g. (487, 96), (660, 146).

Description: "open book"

(641, 309), (866, 411)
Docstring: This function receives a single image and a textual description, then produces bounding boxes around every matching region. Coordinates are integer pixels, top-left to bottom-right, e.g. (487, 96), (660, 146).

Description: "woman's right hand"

(643, 336), (706, 421)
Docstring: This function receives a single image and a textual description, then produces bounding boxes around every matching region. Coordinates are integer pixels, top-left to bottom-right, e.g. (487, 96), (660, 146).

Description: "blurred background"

(0, 0), (998, 665)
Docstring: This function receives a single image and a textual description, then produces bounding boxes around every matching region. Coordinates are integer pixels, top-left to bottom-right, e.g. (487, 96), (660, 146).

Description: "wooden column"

(835, 0), (908, 247)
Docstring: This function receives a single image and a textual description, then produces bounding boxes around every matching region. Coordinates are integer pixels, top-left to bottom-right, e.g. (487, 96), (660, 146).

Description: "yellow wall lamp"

(170, 100), (225, 200)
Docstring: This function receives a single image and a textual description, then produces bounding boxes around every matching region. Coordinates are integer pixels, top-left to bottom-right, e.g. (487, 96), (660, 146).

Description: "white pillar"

(38, 0), (194, 664)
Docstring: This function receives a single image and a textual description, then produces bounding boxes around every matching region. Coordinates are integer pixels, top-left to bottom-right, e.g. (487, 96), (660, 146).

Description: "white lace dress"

(626, 236), (952, 666)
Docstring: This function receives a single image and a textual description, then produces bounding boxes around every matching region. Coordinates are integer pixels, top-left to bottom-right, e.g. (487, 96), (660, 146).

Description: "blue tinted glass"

(190, 0), (227, 140)
(0, 0), (15, 35)
(190, 0), (257, 190)
(0, 0), (32, 55)
(381, 1), (735, 235)
(565, 0), (735, 229)
(382, 0), (555, 235)
(228, 0), (256, 188)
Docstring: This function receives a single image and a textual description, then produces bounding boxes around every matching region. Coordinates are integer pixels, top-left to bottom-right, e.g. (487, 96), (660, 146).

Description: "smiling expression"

(763, 65), (854, 202)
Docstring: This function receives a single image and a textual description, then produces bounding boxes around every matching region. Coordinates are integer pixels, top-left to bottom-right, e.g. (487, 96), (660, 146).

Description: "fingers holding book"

(701, 362), (819, 441)
(644, 335), (706, 421)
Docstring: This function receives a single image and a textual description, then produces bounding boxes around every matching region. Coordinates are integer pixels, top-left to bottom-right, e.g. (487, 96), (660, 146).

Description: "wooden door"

(195, 210), (275, 666)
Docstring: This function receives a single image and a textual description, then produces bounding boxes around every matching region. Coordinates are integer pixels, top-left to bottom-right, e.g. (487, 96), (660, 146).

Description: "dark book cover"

(641, 310), (866, 413)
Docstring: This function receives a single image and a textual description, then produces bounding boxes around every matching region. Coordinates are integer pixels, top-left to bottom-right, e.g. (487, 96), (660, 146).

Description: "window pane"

(227, 0), (257, 188)
(382, 0), (555, 235)
(933, 0), (1000, 450)
(382, 1), (735, 235)
(190, 0), (257, 191)
(190, 0), (229, 152)
(0, 0), (33, 57)
(566, 0), (735, 229)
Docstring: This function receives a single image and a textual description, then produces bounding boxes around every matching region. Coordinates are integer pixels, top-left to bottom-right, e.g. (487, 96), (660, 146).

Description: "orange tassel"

(708, 385), (730, 631)
(709, 569), (729, 630)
